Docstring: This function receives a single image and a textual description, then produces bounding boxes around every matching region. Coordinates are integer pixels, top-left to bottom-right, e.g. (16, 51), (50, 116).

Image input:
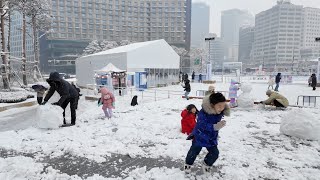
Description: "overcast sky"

(193, 0), (320, 36)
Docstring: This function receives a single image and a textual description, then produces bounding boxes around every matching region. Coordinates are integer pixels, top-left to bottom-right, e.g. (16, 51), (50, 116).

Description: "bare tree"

(0, 0), (9, 89)
(26, 0), (51, 81)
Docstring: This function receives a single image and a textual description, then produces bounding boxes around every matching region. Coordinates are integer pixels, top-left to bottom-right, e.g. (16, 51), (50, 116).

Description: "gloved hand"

(52, 102), (59, 106)
(97, 98), (102, 107)
(213, 120), (226, 131)
(41, 101), (47, 105)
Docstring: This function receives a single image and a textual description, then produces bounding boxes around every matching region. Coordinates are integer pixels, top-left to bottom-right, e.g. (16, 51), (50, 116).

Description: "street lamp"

(205, 37), (215, 81)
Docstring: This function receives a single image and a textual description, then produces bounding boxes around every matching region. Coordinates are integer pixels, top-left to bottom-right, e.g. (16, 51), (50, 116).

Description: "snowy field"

(0, 82), (319, 179)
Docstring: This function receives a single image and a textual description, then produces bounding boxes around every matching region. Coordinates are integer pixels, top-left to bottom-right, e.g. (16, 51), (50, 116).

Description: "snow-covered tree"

(0, 0), (10, 89)
(171, 45), (188, 71)
(82, 40), (133, 56)
(26, 0), (51, 82)
(11, 0), (28, 85)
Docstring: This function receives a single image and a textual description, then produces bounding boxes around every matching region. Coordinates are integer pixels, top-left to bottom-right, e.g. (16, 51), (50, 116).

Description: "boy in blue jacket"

(184, 92), (230, 173)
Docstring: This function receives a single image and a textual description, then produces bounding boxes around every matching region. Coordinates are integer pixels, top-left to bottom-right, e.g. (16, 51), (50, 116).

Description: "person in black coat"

(71, 82), (81, 110)
(184, 79), (191, 100)
(42, 72), (79, 125)
(311, 73), (317, 91)
(184, 73), (188, 83)
(131, 95), (138, 106)
(274, 73), (282, 91)
(191, 71), (195, 82)
(199, 73), (203, 83)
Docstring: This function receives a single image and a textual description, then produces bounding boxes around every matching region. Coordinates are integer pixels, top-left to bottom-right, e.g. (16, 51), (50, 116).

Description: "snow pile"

(237, 83), (254, 108)
(280, 109), (320, 140)
(0, 156), (83, 180)
(36, 105), (63, 129)
(125, 167), (185, 180)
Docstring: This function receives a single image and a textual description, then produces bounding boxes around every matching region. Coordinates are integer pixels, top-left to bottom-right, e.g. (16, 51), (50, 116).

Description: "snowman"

(237, 83), (255, 108)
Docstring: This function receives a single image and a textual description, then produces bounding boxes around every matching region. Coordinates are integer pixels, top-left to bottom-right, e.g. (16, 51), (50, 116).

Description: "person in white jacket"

(268, 76), (275, 90)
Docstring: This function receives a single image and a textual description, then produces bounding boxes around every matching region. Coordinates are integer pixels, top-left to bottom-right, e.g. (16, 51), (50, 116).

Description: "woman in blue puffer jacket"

(184, 92), (230, 173)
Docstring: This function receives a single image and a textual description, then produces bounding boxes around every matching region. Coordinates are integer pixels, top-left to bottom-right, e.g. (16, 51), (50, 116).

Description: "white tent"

(76, 39), (180, 87)
(95, 63), (125, 73)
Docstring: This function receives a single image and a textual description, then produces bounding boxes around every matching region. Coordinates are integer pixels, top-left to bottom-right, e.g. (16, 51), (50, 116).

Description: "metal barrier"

(296, 95), (320, 107)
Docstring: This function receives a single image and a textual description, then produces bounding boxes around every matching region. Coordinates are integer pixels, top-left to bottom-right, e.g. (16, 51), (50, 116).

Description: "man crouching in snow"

(41, 72), (79, 126)
(260, 90), (289, 108)
(184, 93), (230, 174)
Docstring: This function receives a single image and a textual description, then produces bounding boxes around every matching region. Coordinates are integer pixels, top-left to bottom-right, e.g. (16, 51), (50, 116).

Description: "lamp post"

(205, 37), (215, 81)
(315, 37), (320, 81)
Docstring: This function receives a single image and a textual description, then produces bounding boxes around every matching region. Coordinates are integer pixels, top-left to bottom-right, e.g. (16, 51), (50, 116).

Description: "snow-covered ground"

(0, 82), (319, 179)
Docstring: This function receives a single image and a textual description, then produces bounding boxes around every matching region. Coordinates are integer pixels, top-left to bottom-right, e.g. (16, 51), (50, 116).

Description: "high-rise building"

(191, 2), (209, 48)
(10, 11), (34, 62)
(10, 0), (192, 74)
(221, 9), (254, 62)
(252, 0), (303, 70)
(300, 7), (320, 61)
(238, 26), (254, 68)
(208, 34), (225, 69)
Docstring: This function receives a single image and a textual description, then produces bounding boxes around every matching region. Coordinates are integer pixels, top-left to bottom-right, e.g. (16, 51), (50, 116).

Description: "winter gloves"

(97, 98), (102, 107)
(40, 101), (47, 105)
(213, 120), (226, 131)
(52, 102), (59, 106)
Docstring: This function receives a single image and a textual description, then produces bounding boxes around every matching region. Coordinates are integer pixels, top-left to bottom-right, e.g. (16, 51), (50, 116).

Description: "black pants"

(185, 142), (219, 166)
(37, 97), (43, 105)
(274, 99), (285, 108)
(75, 96), (80, 109)
(61, 98), (77, 125)
(313, 86), (316, 91)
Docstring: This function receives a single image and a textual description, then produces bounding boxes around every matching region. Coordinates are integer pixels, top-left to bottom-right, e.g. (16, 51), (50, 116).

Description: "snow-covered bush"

(0, 89), (34, 103)
(280, 109), (320, 140)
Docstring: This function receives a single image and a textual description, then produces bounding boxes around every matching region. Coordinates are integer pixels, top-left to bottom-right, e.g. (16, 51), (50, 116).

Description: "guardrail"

(296, 95), (320, 107)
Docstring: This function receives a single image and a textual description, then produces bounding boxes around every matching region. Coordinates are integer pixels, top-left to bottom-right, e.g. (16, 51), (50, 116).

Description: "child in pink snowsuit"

(100, 87), (115, 119)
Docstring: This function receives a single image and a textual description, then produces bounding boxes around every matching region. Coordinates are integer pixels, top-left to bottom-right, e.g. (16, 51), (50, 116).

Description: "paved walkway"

(0, 148), (187, 179)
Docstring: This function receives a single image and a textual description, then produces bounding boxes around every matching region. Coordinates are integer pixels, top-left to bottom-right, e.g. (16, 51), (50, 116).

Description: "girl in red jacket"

(181, 104), (198, 135)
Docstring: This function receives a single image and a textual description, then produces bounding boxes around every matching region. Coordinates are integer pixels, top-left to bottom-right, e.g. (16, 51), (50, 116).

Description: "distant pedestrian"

(184, 79), (191, 100)
(268, 76), (275, 90)
(274, 73), (282, 91)
(308, 75), (312, 87)
(184, 73), (189, 83)
(199, 74), (203, 83)
(191, 71), (195, 82)
(311, 73), (317, 91)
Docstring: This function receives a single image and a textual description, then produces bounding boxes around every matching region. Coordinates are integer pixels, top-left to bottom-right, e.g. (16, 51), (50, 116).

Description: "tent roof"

(95, 63), (126, 73)
(83, 39), (164, 58)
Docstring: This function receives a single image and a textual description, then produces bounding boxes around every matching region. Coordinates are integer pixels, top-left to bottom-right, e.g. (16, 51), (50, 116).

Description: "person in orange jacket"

(181, 104), (198, 135)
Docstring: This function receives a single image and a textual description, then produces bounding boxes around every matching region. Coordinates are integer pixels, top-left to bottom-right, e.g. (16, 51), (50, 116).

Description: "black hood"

(48, 72), (61, 82)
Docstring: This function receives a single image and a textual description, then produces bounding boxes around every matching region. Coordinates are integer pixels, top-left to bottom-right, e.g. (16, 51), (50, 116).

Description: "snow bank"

(237, 83), (254, 108)
(280, 109), (320, 140)
(36, 105), (63, 129)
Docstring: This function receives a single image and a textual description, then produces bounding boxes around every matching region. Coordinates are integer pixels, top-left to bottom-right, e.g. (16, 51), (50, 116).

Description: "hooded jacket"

(263, 91), (289, 108)
(181, 109), (197, 135)
(44, 72), (78, 106)
(191, 95), (230, 147)
(311, 74), (317, 87)
(184, 80), (191, 92)
(100, 87), (115, 110)
(275, 73), (282, 83)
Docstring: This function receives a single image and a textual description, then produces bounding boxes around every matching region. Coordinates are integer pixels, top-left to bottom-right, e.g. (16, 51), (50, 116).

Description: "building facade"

(11, 0), (192, 74)
(300, 7), (320, 61)
(252, 0), (303, 71)
(238, 26), (254, 68)
(209, 35), (225, 69)
(221, 9), (254, 62)
(191, 2), (209, 48)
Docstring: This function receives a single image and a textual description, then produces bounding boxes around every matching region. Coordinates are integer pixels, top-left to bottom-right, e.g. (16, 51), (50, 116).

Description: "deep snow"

(0, 82), (319, 179)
